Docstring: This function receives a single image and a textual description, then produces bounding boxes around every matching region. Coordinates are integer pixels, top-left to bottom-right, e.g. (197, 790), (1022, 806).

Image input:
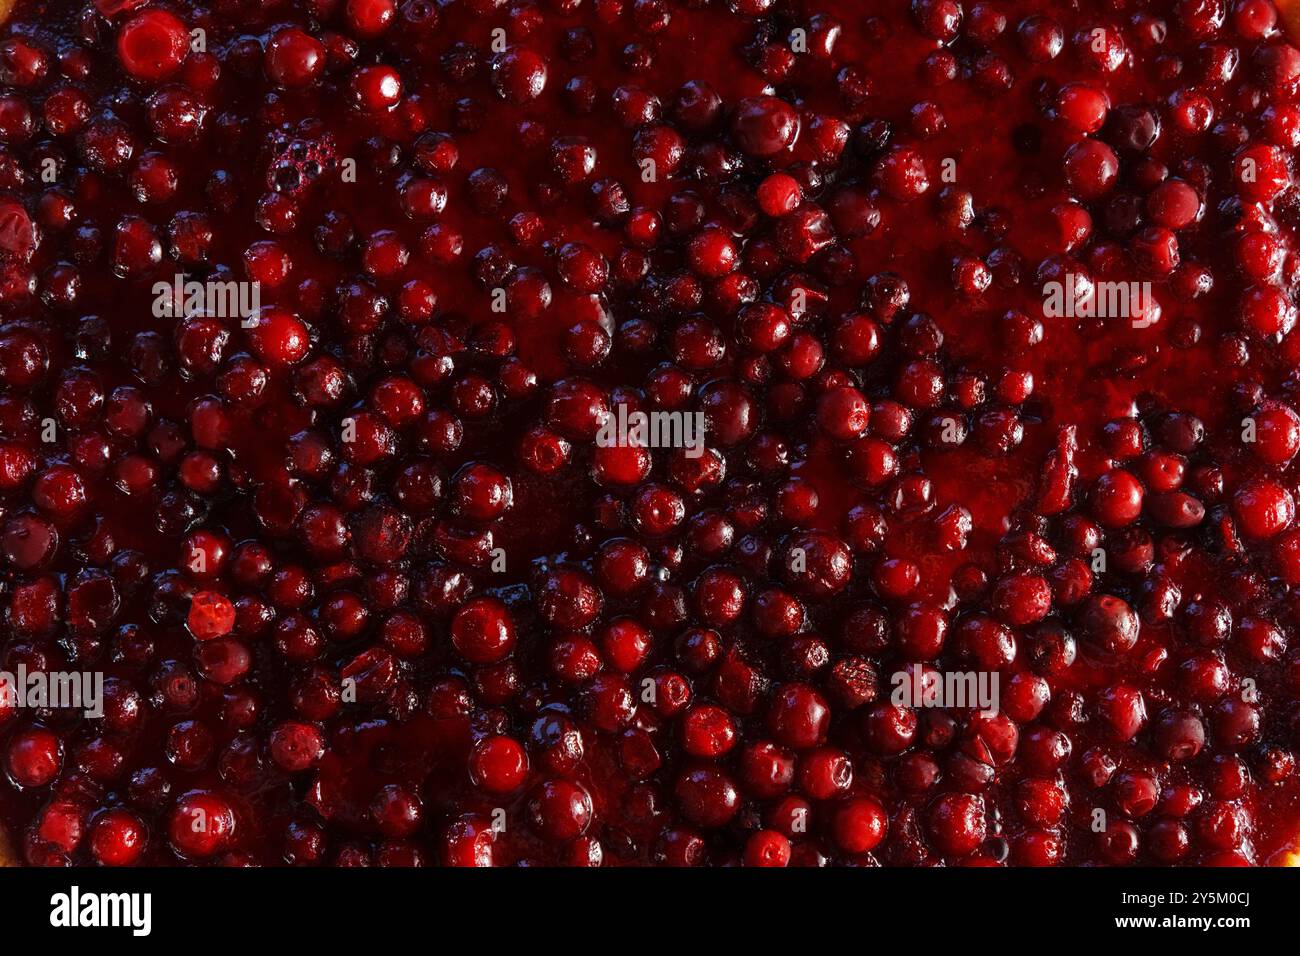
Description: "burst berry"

(117, 10), (190, 82)
(188, 591), (235, 640)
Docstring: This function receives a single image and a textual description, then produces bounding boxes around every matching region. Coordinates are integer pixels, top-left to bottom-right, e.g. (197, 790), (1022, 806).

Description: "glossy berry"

(187, 591), (235, 641)
(451, 598), (516, 664)
(168, 790), (236, 858)
(117, 10), (189, 82)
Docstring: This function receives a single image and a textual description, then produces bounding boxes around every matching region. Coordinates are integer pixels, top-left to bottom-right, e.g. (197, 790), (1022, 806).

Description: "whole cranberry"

(1232, 479), (1295, 538)
(248, 309), (309, 367)
(768, 683), (830, 750)
(675, 767), (739, 827)
(451, 597), (515, 664)
(1091, 469), (1144, 527)
(266, 28), (324, 88)
(528, 779), (593, 841)
(350, 65), (403, 112)
(168, 790), (236, 858)
(833, 797), (889, 855)
(370, 784), (423, 838)
(537, 570), (603, 629)
(1064, 139), (1119, 199)
(744, 830), (791, 867)
(850, 151), (913, 207)
(469, 735), (529, 794)
(731, 96), (800, 156)
(1080, 594), (1140, 657)
(449, 462), (513, 522)
(6, 726), (61, 787)
(492, 47), (547, 103)
(1155, 710), (1206, 762)
(927, 793), (987, 857)
(90, 809), (148, 866)
(442, 815), (494, 868)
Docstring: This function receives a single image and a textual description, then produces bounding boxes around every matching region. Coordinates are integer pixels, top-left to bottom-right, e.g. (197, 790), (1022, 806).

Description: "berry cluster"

(0, 0), (1297, 867)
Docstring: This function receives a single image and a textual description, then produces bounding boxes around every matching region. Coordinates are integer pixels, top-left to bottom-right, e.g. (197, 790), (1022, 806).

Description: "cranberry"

(928, 793), (987, 858)
(347, 0), (397, 37)
(269, 721), (325, 772)
(1235, 143), (1289, 201)
(1155, 710), (1206, 762)
(449, 463), (513, 522)
(877, 146), (930, 201)
(731, 96), (800, 156)
(744, 830), (791, 867)
(469, 735), (528, 794)
(529, 779), (593, 841)
(187, 591), (235, 641)
(248, 309), (310, 367)
(489, 47), (547, 104)
(1232, 479), (1295, 538)
(6, 727), (62, 788)
(679, 704), (735, 759)
(90, 809), (148, 866)
(442, 815), (494, 867)
(768, 683), (830, 750)
(266, 28), (325, 89)
(350, 65), (402, 112)
(1091, 469), (1144, 527)
(451, 598), (515, 664)
(0, 0), (1292, 872)
(674, 768), (739, 828)
(1064, 139), (1120, 199)
(117, 10), (189, 82)
(168, 790), (236, 858)
(1080, 594), (1140, 657)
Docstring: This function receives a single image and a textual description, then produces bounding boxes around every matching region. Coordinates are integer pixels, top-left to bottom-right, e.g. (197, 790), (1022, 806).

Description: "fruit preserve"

(0, 0), (1297, 867)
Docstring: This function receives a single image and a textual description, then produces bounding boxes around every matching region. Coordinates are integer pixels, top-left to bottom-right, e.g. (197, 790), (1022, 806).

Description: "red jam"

(0, 0), (1298, 867)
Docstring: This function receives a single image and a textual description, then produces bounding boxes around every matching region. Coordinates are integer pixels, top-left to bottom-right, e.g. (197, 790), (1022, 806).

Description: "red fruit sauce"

(0, 0), (1297, 867)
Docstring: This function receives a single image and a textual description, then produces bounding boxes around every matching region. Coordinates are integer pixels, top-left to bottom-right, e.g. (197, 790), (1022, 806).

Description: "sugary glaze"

(0, 0), (1299, 866)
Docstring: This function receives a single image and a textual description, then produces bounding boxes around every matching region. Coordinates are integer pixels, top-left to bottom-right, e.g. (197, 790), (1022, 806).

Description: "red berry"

(187, 591), (235, 640)
(6, 726), (61, 787)
(1063, 139), (1119, 199)
(1055, 82), (1109, 133)
(833, 797), (888, 854)
(492, 47), (548, 103)
(681, 704), (737, 758)
(528, 779), (593, 841)
(451, 597), (516, 663)
(1091, 469), (1144, 527)
(1233, 479), (1296, 538)
(265, 28), (324, 88)
(248, 309), (309, 366)
(90, 809), (148, 866)
(744, 829), (791, 867)
(731, 96), (800, 156)
(117, 10), (189, 82)
(757, 173), (802, 216)
(168, 790), (236, 858)
(469, 735), (529, 794)
(350, 65), (402, 111)
(927, 793), (987, 857)
(1235, 143), (1289, 201)
(269, 720), (325, 772)
(767, 683), (830, 750)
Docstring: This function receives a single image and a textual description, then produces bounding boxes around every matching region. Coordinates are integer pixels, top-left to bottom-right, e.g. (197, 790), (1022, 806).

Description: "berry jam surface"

(0, 0), (1299, 868)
